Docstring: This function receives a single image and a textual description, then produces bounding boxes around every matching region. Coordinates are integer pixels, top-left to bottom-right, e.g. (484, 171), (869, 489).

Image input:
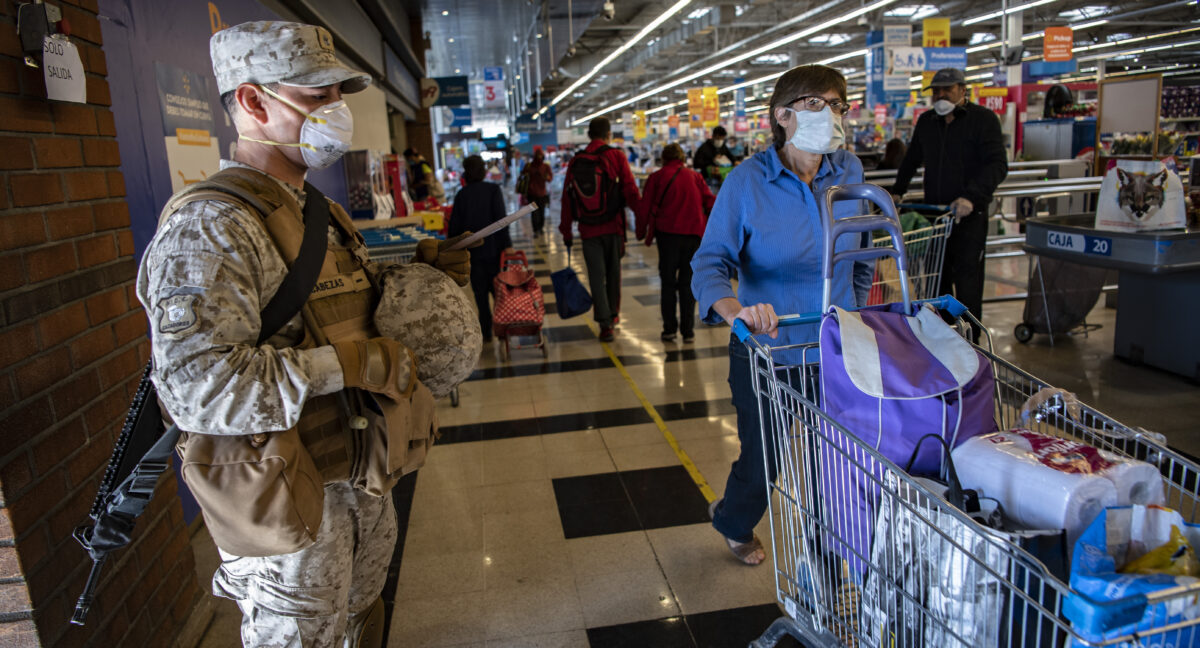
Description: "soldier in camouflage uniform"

(135, 21), (472, 648)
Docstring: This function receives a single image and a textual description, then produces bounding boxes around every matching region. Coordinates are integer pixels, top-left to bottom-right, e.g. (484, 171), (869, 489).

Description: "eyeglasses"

(790, 95), (851, 115)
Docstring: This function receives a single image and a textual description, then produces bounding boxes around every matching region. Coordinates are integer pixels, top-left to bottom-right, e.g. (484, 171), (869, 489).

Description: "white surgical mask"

(786, 106), (844, 154)
(240, 85), (354, 170)
(933, 99), (957, 116)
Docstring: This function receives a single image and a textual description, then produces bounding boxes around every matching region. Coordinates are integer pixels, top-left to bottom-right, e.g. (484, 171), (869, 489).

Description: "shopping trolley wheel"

(450, 387), (460, 407)
(1014, 323), (1034, 344)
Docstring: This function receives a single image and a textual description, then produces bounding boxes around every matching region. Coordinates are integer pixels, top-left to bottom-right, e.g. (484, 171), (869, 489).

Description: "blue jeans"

(711, 335), (778, 543)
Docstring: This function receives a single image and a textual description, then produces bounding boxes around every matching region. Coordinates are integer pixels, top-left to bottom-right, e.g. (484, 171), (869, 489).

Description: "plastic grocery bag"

(1068, 505), (1200, 646)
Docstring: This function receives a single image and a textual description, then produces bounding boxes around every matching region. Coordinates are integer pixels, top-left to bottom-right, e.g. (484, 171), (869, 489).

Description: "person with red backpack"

(559, 117), (642, 342)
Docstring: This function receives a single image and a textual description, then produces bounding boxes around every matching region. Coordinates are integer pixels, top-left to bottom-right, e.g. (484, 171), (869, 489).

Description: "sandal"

(708, 499), (766, 566)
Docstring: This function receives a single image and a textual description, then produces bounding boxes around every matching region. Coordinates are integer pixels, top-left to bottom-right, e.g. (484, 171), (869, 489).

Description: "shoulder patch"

(158, 293), (200, 337)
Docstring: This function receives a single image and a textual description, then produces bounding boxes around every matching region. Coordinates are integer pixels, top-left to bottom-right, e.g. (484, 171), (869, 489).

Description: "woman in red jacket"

(521, 148), (554, 236)
(636, 143), (716, 342)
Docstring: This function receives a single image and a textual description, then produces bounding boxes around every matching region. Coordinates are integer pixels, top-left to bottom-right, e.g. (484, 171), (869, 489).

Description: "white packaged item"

(1094, 159), (1186, 232)
(952, 430), (1119, 543)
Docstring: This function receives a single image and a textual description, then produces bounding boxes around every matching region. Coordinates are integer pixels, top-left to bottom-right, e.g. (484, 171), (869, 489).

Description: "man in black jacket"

(692, 125), (737, 181)
(890, 67), (1008, 340)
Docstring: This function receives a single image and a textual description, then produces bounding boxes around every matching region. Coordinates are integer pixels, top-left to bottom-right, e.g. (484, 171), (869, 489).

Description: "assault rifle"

(71, 362), (180, 625)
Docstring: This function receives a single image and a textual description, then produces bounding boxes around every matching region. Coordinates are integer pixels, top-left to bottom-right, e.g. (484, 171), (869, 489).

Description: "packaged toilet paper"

(952, 430), (1164, 542)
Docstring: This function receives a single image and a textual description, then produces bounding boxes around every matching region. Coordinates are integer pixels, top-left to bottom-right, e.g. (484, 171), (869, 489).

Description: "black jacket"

(891, 101), (1008, 210)
(692, 139), (736, 179)
(448, 181), (512, 268)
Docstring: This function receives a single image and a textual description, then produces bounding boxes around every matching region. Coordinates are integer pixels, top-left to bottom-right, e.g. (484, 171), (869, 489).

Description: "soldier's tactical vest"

(159, 167), (435, 557)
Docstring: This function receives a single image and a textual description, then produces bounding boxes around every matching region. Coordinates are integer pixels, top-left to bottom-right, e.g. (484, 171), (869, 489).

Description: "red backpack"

(567, 145), (622, 225)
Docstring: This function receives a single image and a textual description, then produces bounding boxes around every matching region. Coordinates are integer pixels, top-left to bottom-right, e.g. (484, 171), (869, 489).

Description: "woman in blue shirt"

(692, 65), (863, 565)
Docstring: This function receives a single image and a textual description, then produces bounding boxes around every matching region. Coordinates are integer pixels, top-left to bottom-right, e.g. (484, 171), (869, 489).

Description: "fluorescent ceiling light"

(962, 0), (1056, 26)
(1058, 5), (1108, 21)
(541, 0), (694, 116)
(884, 4), (939, 20)
(572, 0), (901, 125)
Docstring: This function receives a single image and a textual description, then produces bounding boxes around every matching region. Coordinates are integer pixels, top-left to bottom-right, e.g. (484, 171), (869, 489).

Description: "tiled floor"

(191, 185), (1200, 648)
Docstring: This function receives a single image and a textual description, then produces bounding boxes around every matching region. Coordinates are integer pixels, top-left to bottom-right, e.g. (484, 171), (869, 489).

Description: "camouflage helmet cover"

(374, 263), (482, 399)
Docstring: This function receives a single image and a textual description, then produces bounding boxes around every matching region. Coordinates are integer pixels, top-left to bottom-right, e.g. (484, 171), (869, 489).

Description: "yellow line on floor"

(532, 238), (718, 503)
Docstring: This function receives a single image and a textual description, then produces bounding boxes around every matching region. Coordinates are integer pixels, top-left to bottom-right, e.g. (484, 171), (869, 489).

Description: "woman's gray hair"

(767, 65), (847, 150)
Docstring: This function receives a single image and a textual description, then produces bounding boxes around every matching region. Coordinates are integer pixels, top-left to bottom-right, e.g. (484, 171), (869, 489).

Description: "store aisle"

(194, 186), (1200, 648)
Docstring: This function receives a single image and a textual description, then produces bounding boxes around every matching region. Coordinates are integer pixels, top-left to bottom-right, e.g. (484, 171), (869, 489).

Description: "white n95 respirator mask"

(786, 106), (845, 154)
(241, 85), (355, 170)
(933, 99), (957, 116)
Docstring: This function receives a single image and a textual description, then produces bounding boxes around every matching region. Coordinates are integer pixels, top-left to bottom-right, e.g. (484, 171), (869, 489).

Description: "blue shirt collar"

(762, 147), (846, 185)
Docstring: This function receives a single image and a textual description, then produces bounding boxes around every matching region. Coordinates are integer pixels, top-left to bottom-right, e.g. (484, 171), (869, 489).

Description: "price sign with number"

(979, 88), (1007, 114)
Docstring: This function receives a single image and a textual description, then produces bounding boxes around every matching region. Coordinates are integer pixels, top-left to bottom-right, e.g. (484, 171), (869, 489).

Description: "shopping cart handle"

(920, 295), (970, 319)
(897, 203), (949, 212)
(731, 296), (968, 343)
(1062, 591), (1149, 635)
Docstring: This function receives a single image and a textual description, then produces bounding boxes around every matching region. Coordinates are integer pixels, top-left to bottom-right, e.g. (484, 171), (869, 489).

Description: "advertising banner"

(1044, 27), (1073, 62)
(891, 46), (926, 73)
(479, 79), (506, 108)
(688, 88), (704, 126)
(702, 86), (719, 128)
(634, 110), (647, 140)
(923, 18), (950, 47)
(154, 61), (220, 193)
(448, 106), (472, 127)
(667, 114), (680, 128)
(420, 75), (469, 107)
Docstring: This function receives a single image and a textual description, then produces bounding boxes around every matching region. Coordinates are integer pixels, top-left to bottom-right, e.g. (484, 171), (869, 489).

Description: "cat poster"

(1094, 159), (1187, 232)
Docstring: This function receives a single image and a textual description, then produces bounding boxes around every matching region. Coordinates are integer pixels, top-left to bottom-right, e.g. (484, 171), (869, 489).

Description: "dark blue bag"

(551, 250), (592, 319)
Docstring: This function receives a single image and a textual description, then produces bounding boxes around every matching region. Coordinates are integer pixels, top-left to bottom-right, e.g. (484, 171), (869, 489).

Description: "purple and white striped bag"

(817, 302), (997, 572)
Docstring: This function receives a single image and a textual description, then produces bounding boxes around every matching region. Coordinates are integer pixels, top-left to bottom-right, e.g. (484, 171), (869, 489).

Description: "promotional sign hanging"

(874, 104), (888, 125)
(923, 18), (950, 47)
(420, 75), (470, 107)
(884, 24), (912, 46)
(667, 114), (680, 128)
(702, 86), (719, 128)
(634, 110), (647, 140)
(688, 88), (704, 126)
(484, 66), (504, 81)
(1044, 27), (1074, 62)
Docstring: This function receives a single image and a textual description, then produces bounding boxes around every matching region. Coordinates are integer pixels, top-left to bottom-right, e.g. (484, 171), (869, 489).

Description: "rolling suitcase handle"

(818, 183), (912, 312)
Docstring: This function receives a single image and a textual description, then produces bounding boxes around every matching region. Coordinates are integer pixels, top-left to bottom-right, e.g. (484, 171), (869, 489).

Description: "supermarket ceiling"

(420, 0), (1200, 124)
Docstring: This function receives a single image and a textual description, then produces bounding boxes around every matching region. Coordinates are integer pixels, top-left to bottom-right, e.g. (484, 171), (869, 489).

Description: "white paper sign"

(43, 36), (86, 103)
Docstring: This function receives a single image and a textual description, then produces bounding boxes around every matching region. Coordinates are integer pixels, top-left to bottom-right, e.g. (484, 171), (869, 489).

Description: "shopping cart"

(739, 184), (1200, 648)
(359, 225), (437, 264)
(865, 204), (952, 305)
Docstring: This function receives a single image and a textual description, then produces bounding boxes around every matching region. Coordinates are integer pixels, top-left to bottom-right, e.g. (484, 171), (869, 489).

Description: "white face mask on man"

(933, 99), (957, 116)
(785, 105), (845, 154)
(240, 85), (355, 170)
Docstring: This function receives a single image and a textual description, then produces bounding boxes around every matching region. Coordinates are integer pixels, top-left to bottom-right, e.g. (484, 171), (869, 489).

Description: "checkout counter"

(1024, 214), (1200, 381)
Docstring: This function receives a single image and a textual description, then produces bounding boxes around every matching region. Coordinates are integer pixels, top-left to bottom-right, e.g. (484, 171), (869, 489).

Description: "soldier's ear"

(235, 84), (271, 125)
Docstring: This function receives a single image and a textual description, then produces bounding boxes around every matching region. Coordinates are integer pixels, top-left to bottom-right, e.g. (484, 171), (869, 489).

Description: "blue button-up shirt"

(691, 147), (865, 350)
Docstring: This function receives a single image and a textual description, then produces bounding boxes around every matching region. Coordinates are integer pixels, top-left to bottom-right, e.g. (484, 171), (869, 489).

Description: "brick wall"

(0, 1), (203, 647)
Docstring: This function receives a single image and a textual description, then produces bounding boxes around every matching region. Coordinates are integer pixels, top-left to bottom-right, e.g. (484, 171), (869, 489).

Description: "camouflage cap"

(210, 21), (372, 96)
